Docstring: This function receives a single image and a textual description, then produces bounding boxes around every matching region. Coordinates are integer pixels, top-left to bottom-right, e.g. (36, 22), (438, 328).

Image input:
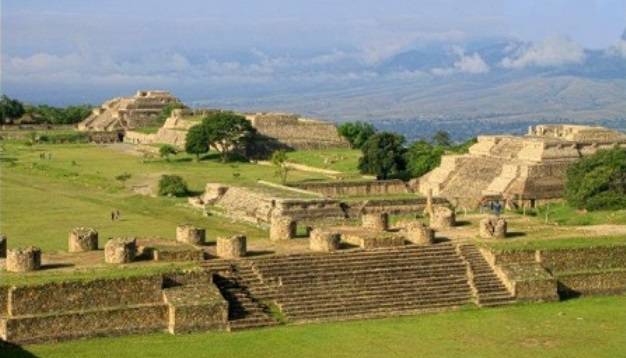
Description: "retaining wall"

(292, 180), (409, 197)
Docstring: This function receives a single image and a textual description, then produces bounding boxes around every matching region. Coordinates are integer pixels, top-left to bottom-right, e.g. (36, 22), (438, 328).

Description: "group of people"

(480, 199), (503, 216)
(110, 209), (121, 221)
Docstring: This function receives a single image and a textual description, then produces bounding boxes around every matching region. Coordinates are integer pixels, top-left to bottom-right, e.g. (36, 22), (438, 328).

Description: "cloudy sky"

(2, 0), (626, 105)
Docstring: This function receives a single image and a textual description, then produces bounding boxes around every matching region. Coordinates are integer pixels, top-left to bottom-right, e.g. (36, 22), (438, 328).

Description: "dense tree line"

(0, 95), (92, 125)
(337, 122), (476, 180)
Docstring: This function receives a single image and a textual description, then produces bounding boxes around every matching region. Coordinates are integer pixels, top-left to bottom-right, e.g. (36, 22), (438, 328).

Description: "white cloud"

(431, 47), (489, 76)
(500, 35), (585, 69)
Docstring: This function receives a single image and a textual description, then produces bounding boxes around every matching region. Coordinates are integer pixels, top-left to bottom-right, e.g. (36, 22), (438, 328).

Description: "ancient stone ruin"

(105, 238), (137, 264)
(479, 216), (507, 239)
(403, 222), (434, 245)
(6, 247), (41, 273)
(78, 90), (181, 131)
(361, 212), (389, 231)
(309, 229), (341, 252)
(430, 207), (456, 230)
(176, 225), (206, 245)
(270, 214), (297, 241)
(216, 235), (247, 259)
(419, 125), (626, 209)
(68, 227), (99, 253)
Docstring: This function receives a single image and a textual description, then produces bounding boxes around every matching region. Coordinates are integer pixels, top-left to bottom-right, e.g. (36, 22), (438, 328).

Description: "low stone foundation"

(216, 235), (247, 259)
(68, 227), (99, 252)
(6, 247), (41, 273)
(309, 229), (341, 252)
(176, 225), (206, 245)
(163, 284), (228, 334)
(105, 238), (137, 264)
(340, 227), (405, 249)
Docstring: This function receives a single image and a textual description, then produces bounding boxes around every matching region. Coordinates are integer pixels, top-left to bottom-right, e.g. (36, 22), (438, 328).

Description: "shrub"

(565, 148), (626, 211)
(159, 144), (177, 160)
(158, 175), (189, 197)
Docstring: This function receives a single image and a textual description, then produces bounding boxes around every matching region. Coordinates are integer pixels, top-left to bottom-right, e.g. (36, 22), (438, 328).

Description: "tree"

(405, 140), (445, 178)
(0, 95), (25, 124)
(565, 148), (626, 211)
(202, 112), (256, 162)
(358, 132), (407, 180)
(271, 150), (290, 184)
(156, 102), (186, 123)
(159, 144), (177, 161)
(338, 121), (376, 149)
(432, 130), (452, 147)
(158, 175), (188, 197)
(185, 124), (209, 160)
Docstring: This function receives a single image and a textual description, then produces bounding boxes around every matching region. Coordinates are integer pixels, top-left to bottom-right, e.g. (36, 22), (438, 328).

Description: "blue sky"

(2, 0), (626, 104)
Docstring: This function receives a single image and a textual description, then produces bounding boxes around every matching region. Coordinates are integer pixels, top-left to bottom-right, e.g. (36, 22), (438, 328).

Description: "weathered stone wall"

(163, 284), (228, 334)
(541, 247), (626, 272)
(292, 180), (408, 197)
(3, 304), (169, 344)
(0, 286), (8, 316)
(499, 263), (559, 302)
(557, 269), (626, 296)
(8, 275), (163, 316)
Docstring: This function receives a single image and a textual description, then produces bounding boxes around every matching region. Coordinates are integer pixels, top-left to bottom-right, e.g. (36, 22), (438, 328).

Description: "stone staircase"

(209, 263), (279, 331)
(251, 244), (475, 322)
(458, 244), (516, 307)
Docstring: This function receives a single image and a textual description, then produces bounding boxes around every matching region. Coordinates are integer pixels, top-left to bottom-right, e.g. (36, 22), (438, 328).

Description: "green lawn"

(537, 202), (626, 226)
(286, 148), (361, 174)
(0, 142), (329, 252)
(485, 235), (626, 252)
(5, 295), (626, 358)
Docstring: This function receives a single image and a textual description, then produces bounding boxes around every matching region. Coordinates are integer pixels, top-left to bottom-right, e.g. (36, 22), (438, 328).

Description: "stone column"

(216, 235), (247, 259)
(404, 222), (434, 245)
(270, 215), (296, 241)
(176, 225), (206, 245)
(309, 229), (341, 252)
(479, 216), (507, 239)
(6, 247), (41, 272)
(68, 227), (99, 253)
(361, 212), (389, 231)
(0, 234), (6, 258)
(105, 238), (137, 264)
(430, 207), (456, 230)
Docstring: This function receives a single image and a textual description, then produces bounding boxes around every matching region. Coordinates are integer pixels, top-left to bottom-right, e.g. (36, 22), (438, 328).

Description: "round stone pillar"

(361, 212), (389, 231)
(176, 225), (206, 245)
(404, 222), (434, 245)
(309, 229), (341, 252)
(68, 227), (99, 253)
(6, 247), (42, 272)
(430, 207), (456, 230)
(105, 238), (137, 264)
(216, 235), (247, 259)
(270, 215), (296, 241)
(479, 216), (507, 239)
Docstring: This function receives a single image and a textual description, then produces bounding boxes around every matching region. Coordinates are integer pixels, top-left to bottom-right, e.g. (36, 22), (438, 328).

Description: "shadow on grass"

(0, 340), (39, 358)
(506, 231), (527, 238)
(40, 263), (74, 270)
(455, 220), (472, 227)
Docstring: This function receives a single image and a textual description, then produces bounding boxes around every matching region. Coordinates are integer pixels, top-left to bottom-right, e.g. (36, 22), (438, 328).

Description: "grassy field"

(537, 202), (626, 226)
(0, 142), (330, 253)
(286, 148), (361, 174)
(2, 294), (625, 357)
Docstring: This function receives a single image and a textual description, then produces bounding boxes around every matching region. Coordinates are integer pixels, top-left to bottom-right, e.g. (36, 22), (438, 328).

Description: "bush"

(158, 175), (188, 197)
(565, 148), (626, 211)
(159, 144), (177, 160)
(405, 140), (445, 178)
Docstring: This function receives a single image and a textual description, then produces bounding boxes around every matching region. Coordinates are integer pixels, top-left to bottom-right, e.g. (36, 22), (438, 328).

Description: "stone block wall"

(292, 180), (409, 197)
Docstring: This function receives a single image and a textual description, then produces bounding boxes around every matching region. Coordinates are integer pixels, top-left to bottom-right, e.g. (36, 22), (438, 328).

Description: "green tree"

(405, 140), (445, 178)
(358, 132), (407, 180)
(156, 102), (186, 123)
(184, 124), (209, 160)
(158, 175), (188, 197)
(159, 144), (177, 161)
(432, 130), (452, 147)
(338, 121), (376, 149)
(202, 112), (256, 162)
(0, 95), (25, 124)
(565, 148), (626, 211)
(271, 150), (290, 184)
